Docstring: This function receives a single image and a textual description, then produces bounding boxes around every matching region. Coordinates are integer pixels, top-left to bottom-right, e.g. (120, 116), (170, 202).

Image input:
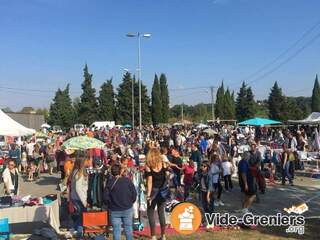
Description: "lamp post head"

(143, 33), (151, 38)
(126, 33), (137, 37)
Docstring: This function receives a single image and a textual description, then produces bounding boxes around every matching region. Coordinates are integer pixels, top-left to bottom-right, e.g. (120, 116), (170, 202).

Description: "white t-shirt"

(222, 161), (232, 176)
(210, 163), (220, 184)
(26, 143), (34, 156)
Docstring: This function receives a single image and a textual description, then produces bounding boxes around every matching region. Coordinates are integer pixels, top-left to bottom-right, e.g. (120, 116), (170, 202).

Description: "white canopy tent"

(0, 109), (36, 136)
(288, 112), (320, 125)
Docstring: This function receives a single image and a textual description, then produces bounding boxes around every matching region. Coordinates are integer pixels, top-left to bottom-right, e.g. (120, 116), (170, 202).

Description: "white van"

(90, 121), (115, 130)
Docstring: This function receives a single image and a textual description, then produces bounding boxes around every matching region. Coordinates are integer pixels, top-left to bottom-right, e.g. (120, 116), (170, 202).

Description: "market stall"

(238, 117), (281, 126)
(0, 195), (60, 233)
(0, 109), (35, 137)
(288, 112), (320, 125)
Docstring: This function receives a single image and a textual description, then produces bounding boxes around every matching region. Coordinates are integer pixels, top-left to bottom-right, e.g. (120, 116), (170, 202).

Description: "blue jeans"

(71, 200), (85, 239)
(282, 161), (293, 184)
(110, 208), (133, 240)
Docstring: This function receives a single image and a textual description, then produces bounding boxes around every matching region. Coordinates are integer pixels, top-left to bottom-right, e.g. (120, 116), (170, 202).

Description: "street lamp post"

(126, 32), (151, 130)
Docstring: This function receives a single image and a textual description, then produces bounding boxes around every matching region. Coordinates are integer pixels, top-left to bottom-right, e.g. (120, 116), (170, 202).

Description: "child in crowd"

(199, 161), (212, 214)
(21, 151), (27, 174)
(183, 158), (195, 201)
(222, 158), (234, 191)
(27, 161), (35, 182)
(208, 154), (224, 207)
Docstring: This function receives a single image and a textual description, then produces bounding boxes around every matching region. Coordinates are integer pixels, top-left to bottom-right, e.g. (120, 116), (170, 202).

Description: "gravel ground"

(1, 172), (319, 239)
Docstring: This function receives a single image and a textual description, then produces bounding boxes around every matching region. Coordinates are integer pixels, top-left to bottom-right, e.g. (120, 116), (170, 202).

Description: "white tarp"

(0, 109), (36, 136)
(288, 112), (320, 124)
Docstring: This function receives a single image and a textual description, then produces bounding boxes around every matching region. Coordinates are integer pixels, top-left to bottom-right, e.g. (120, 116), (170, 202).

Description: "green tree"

(151, 74), (162, 125)
(98, 79), (116, 121)
(159, 73), (170, 123)
(294, 97), (311, 118)
(224, 88), (235, 119)
(236, 82), (256, 121)
(134, 80), (151, 125)
(268, 81), (287, 121)
(73, 97), (81, 123)
(236, 82), (247, 121)
(116, 72), (133, 124)
(286, 97), (303, 120)
(215, 82), (225, 119)
(20, 107), (35, 113)
(36, 108), (49, 121)
(255, 100), (269, 118)
(311, 74), (320, 112)
(246, 87), (256, 118)
(48, 84), (75, 129)
(78, 64), (98, 125)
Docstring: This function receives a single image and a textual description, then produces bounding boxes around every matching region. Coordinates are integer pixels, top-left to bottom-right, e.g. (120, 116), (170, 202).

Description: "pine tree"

(116, 72), (133, 124)
(311, 74), (320, 112)
(268, 81), (287, 121)
(78, 64), (98, 125)
(215, 82), (225, 119)
(159, 73), (170, 123)
(151, 74), (162, 125)
(48, 84), (75, 129)
(236, 82), (256, 121)
(98, 79), (116, 121)
(236, 82), (247, 121)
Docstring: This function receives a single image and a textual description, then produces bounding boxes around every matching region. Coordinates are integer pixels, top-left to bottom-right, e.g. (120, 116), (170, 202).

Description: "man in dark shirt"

(238, 152), (256, 214)
(104, 164), (137, 240)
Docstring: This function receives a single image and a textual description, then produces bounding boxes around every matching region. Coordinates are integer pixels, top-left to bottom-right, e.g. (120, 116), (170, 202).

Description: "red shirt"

(183, 164), (195, 184)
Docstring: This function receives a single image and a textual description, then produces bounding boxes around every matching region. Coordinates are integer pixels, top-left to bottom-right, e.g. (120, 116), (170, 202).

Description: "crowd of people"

(2, 123), (319, 240)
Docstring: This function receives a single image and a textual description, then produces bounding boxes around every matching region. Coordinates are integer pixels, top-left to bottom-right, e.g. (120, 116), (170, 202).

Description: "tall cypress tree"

(224, 88), (235, 119)
(134, 80), (151, 125)
(246, 86), (256, 119)
(268, 81), (287, 121)
(73, 97), (81, 123)
(98, 79), (116, 121)
(116, 72), (133, 124)
(79, 64), (98, 125)
(215, 82), (225, 119)
(151, 74), (162, 125)
(311, 74), (320, 112)
(159, 73), (170, 123)
(48, 89), (63, 127)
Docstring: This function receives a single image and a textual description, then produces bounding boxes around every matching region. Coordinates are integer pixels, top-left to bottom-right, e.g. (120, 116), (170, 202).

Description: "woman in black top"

(145, 148), (169, 240)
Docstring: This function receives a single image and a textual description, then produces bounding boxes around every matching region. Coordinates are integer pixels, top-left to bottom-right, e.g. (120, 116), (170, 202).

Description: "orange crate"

(83, 211), (108, 234)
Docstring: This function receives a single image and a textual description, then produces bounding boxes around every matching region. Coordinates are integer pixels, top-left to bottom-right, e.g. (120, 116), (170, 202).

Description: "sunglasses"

(201, 165), (208, 168)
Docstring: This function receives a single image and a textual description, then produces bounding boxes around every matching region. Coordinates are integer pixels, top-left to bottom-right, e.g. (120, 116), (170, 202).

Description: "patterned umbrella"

(61, 136), (105, 150)
(35, 131), (48, 138)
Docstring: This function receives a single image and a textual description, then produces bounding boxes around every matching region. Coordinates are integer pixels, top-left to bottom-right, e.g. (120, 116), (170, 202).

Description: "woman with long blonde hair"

(145, 147), (168, 240)
(70, 151), (88, 239)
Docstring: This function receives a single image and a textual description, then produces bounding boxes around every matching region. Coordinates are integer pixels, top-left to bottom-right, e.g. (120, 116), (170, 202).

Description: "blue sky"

(0, 0), (320, 111)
